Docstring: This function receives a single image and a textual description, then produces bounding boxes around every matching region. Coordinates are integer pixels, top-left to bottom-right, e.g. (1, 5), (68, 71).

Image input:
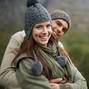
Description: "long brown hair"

(12, 35), (54, 79)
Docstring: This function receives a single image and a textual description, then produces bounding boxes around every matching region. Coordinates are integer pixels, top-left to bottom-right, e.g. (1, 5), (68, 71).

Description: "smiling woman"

(32, 21), (52, 46)
(11, 0), (53, 89)
(0, 0), (52, 89)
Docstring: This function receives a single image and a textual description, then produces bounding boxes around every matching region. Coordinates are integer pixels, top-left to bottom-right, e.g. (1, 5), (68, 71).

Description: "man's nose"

(57, 27), (62, 33)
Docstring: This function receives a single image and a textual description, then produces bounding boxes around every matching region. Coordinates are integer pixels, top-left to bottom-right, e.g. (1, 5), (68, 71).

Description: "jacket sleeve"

(58, 41), (64, 49)
(0, 37), (20, 88)
(0, 68), (21, 89)
(0, 31), (25, 88)
(60, 62), (88, 89)
(1, 30), (25, 69)
(16, 58), (51, 89)
(1, 37), (20, 70)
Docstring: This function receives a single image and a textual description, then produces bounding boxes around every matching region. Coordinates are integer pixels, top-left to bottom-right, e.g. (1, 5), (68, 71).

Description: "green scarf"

(33, 43), (66, 79)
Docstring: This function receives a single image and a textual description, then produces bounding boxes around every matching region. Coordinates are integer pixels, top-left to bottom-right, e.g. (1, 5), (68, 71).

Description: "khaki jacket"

(0, 30), (25, 89)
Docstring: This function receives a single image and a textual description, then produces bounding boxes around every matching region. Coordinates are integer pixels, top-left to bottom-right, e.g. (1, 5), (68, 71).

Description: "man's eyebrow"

(56, 20), (62, 25)
(56, 20), (68, 29)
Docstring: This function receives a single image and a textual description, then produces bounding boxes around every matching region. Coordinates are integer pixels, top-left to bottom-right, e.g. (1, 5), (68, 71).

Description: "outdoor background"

(0, 0), (89, 88)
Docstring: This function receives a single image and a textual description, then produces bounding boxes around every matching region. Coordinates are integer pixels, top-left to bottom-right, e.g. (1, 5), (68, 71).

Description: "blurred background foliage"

(0, 0), (89, 88)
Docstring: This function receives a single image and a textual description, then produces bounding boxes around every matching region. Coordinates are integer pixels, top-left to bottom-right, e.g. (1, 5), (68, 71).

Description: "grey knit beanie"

(51, 10), (71, 29)
(24, 0), (51, 37)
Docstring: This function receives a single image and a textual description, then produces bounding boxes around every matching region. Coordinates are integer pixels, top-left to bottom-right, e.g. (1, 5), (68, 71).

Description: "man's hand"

(50, 83), (60, 89)
(49, 78), (62, 84)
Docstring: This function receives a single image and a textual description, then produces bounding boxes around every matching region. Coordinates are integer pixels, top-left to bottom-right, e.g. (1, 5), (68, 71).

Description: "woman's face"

(32, 21), (52, 46)
(52, 19), (68, 40)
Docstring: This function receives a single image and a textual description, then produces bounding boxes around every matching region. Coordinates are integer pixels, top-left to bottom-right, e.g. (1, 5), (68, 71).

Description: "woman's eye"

(35, 25), (42, 29)
(47, 24), (51, 28)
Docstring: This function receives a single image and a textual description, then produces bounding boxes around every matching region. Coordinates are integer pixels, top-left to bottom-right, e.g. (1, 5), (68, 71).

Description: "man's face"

(52, 19), (68, 40)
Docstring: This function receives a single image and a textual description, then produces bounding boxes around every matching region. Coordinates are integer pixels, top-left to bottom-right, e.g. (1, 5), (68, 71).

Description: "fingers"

(50, 83), (60, 89)
(52, 32), (57, 39)
(50, 78), (62, 83)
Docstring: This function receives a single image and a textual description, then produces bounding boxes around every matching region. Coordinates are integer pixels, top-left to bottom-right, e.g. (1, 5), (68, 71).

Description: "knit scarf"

(33, 42), (72, 82)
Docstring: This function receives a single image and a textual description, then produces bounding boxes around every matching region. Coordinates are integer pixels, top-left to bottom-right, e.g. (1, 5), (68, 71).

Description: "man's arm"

(0, 30), (25, 88)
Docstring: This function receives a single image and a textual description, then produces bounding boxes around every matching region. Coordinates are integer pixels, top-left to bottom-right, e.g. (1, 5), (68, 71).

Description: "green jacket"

(15, 44), (87, 89)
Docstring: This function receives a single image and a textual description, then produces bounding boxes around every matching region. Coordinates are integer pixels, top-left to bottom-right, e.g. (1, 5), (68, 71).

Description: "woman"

(13, 0), (53, 89)
(0, 0), (52, 89)
(14, 1), (87, 89)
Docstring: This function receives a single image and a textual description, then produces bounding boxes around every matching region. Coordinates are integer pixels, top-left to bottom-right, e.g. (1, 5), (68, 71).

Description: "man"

(51, 10), (71, 61)
(51, 10), (71, 47)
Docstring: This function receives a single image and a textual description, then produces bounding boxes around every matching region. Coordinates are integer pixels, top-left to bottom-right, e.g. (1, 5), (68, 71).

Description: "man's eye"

(62, 27), (68, 33)
(56, 21), (62, 26)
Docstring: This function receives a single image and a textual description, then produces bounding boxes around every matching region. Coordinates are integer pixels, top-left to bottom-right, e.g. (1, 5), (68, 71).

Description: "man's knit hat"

(51, 10), (71, 29)
(24, 0), (51, 37)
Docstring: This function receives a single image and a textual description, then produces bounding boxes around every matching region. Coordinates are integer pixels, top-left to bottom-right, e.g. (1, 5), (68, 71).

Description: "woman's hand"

(50, 83), (60, 89)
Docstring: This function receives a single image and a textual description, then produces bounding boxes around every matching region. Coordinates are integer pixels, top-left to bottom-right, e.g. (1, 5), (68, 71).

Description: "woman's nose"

(42, 28), (48, 35)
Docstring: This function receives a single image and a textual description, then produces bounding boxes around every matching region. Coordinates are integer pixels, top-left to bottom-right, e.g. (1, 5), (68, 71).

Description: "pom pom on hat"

(31, 61), (43, 76)
(26, 0), (49, 8)
(26, 0), (38, 7)
(56, 56), (67, 67)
